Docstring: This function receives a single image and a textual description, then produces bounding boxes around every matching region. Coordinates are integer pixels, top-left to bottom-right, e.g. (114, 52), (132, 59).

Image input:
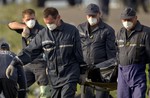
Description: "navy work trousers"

(51, 82), (77, 98)
(117, 64), (146, 98)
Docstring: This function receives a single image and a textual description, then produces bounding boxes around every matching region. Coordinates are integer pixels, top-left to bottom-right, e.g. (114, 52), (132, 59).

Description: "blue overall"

(117, 64), (146, 98)
(116, 21), (150, 98)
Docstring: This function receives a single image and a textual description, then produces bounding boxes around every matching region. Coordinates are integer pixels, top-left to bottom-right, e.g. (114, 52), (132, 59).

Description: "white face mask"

(46, 24), (57, 31)
(122, 21), (133, 30)
(25, 19), (36, 28)
(87, 17), (97, 26)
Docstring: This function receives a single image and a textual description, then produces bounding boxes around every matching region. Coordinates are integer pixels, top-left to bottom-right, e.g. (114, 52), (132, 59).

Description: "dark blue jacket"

(116, 21), (150, 66)
(77, 20), (116, 65)
(0, 50), (17, 82)
(11, 20), (84, 88)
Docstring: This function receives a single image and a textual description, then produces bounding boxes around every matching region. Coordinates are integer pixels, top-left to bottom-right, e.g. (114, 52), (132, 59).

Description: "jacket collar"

(133, 21), (143, 32)
(122, 21), (143, 32)
(84, 19), (105, 33)
(55, 20), (64, 31)
(46, 20), (65, 32)
(122, 21), (143, 39)
(33, 20), (40, 29)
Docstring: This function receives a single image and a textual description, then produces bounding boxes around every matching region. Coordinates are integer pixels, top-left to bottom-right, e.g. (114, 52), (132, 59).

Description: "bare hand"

(6, 65), (15, 78)
(22, 27), (30, 38)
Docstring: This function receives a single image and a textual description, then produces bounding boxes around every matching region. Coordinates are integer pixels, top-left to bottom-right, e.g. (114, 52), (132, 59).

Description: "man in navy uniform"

(0, 42), (26, 98)
(8, 8), (51, 98)
(6, 7), (84, 98)
(116, 7), (150, 98)
(77, 3), (116, 98)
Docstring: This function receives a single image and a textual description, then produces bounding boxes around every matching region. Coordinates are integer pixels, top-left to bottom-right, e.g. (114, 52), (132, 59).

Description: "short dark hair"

(22, 9), (35, 18)
(43, 7), (59, 19)
(0, 42), (10, 51)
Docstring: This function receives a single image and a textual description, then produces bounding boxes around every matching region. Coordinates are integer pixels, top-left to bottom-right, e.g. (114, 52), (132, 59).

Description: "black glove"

(80, 65), (87, 74)
(87, 68), (103, 82)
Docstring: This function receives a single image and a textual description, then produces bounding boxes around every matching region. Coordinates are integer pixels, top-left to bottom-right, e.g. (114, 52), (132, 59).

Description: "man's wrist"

(10, 56), (23, 67)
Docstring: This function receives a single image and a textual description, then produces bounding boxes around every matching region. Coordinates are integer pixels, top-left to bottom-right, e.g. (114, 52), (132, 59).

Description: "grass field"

(0, 2), (150, 98)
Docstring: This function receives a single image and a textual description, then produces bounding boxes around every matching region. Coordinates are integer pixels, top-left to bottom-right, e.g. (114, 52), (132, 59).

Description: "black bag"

(88, 57), (118, 83)
(99, 58), (118, 82)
